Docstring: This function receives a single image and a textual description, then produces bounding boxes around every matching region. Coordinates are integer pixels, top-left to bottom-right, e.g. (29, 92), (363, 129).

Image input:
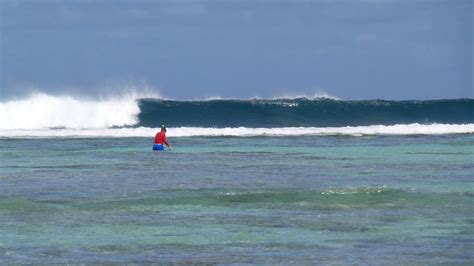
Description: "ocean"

(0, 94), (473, 263)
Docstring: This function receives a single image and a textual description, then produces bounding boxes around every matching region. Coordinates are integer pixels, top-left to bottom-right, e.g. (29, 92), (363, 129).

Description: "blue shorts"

(152, 144), (164, 151)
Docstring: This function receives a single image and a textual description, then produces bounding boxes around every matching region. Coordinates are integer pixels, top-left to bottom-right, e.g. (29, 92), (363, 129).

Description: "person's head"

(161, 125), (167, 132)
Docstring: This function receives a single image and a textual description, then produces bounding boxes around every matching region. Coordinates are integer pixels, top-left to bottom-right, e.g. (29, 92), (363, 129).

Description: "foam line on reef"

(1, 124), (473, 138)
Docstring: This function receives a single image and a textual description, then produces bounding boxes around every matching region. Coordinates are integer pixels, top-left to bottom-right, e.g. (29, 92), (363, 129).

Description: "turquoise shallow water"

(0, 135), (473, 263)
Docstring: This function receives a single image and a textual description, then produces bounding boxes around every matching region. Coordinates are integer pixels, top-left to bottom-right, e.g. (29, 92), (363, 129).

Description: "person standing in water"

(153, 125), (171, 151)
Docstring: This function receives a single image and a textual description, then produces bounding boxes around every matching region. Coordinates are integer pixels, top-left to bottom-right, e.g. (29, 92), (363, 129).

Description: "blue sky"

(1, 0), (472, 100)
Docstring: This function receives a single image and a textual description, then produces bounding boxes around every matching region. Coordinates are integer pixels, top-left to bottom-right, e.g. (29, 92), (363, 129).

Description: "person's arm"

(163, 135), (171, 148)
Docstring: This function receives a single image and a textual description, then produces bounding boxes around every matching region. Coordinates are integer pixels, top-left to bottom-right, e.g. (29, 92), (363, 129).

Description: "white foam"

(0, 92), (146, 130)
(0, 124), (472, 138)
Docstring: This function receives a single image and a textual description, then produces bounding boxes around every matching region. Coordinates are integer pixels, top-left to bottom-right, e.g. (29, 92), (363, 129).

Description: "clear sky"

(1, 0), (472, 100)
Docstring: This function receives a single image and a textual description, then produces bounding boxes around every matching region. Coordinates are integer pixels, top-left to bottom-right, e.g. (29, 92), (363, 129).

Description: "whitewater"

(1, 93), (473, 138)
(1, 124), (473, 138)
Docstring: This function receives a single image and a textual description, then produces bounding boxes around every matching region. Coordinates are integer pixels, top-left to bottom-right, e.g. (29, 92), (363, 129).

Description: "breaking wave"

(1, 92), (473, 137)
(0, 92), (144, 130)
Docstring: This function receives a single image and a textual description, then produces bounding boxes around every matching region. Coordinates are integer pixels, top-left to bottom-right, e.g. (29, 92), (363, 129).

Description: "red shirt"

(154, 131), (168, 145)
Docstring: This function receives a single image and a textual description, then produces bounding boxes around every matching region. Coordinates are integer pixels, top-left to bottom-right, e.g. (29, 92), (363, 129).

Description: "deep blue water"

(138, 98), (474, 127)
(0, 135), (473, 263)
